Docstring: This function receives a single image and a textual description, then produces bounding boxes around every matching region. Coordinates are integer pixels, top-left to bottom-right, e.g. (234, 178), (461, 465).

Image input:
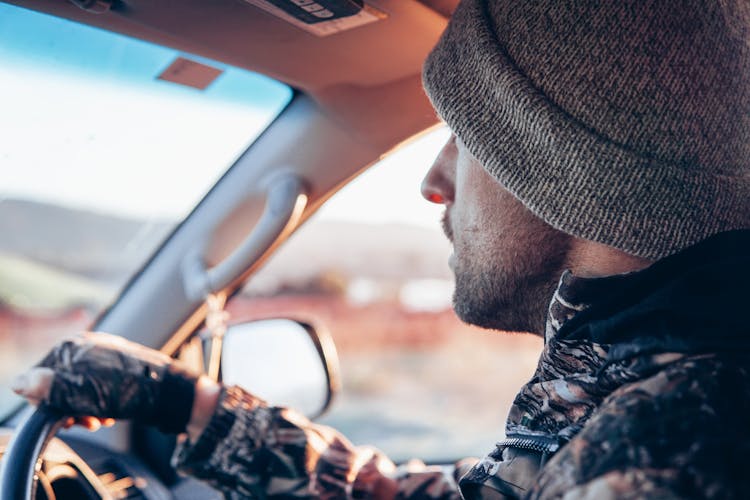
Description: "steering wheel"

(0, 406), (64, 500)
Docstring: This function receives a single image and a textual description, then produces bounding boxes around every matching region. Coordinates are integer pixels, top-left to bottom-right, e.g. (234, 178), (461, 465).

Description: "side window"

(230, 128), (542, 461)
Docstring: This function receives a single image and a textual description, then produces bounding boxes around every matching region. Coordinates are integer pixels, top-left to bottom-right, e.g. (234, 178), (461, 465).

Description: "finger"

(12, 368), (55, 401)
(62, 417), (76, 429)
(76, 416), (102, 432)
(74, 417), (115, 430)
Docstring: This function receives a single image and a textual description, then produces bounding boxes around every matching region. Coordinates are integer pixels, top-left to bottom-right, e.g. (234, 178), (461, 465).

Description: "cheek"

(453, 160), (490, 228)
(452, 149), (537, 252)
(473, 187), (542, 252)
(463, 178), (512, 233)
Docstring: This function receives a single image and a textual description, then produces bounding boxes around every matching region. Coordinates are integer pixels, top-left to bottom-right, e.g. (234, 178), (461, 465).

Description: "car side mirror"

(220, 319), (339, 419)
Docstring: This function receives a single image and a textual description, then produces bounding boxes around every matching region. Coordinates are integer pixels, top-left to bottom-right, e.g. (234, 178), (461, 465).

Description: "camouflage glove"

(14, 332), (198, 434)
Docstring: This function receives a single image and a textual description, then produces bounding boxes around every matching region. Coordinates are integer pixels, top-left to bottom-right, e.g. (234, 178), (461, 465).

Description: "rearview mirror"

(220, 319), (339, 419)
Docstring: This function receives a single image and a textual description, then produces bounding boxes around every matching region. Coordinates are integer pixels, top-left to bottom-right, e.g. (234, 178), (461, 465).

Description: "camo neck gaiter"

(506, 230), (750, 447)
(505, 270), (629, 444)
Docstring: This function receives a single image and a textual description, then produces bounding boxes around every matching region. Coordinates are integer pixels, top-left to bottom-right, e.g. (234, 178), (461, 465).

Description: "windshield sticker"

(243, 0), (386, 36)
(157, 57), (223, 90)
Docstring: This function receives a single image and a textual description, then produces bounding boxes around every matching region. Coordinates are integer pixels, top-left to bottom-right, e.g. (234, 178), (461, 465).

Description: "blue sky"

(0, 3), (290, 110)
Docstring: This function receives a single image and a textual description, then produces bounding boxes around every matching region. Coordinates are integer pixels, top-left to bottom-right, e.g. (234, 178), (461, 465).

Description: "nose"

(421, 134), (456, 205)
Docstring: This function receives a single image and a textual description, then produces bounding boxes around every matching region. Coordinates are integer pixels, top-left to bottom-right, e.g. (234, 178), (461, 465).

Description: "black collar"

(558, 230), (750, 350)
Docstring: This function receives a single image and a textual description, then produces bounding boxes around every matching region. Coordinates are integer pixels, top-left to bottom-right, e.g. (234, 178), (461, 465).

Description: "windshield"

(0, 4), (292, 418)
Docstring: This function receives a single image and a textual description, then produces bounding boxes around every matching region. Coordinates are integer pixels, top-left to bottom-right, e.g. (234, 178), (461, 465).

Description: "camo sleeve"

(173, 385), (472, 499)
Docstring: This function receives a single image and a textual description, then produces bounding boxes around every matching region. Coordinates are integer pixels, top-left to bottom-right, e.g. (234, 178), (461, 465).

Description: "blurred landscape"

(0, 197), (542, 461)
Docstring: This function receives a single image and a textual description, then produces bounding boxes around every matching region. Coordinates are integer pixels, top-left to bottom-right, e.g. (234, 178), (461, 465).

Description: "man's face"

(422, 134), (572, 334)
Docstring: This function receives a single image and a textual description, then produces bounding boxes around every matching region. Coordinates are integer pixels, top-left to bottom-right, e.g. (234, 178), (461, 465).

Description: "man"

(13, 0), (750, 498)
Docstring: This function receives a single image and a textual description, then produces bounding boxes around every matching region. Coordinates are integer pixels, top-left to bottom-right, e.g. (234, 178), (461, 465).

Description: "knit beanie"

(422, 0), (750, 260)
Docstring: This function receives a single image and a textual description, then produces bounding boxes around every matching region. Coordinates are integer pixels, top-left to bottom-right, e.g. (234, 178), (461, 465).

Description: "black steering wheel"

(0, 406), (64, 500)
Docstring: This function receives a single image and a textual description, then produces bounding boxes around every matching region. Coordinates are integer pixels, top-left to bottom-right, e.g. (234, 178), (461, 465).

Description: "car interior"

(0, 0), (470, 498)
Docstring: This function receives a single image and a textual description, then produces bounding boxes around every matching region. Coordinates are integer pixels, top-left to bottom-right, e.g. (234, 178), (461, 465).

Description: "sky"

(0, 3), (448, 230)
(0, 2), (284, 220)
(314, 127), (449, 228)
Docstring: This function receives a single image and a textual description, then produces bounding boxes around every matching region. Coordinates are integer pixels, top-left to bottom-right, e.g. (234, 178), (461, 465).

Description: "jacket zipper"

(496, 435), (560, 454)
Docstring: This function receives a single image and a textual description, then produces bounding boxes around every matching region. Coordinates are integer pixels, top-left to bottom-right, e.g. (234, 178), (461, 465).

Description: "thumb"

(12, 367), (55, 404)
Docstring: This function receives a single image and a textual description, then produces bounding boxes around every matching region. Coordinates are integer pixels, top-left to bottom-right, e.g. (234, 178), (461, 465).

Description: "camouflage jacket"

(174, 230), (750, 499)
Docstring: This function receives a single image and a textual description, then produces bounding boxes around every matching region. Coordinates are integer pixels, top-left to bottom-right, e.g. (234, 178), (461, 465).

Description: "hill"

(0, 198), (172, 281)
(244, 218), (452, 295)
(1, 198), (453, 296)
(0, 252), (110, 312)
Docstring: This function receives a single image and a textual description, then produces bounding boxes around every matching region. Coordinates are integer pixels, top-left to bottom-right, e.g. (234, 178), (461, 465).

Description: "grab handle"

(182, 173), (306, 301)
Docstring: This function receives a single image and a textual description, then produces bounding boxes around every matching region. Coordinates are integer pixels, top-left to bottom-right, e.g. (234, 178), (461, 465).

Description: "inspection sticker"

(157, 57), (223, 90)
(243, 0), (387, 36)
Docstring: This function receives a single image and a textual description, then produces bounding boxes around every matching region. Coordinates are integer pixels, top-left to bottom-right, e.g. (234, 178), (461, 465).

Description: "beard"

(444, 211), (572, 335)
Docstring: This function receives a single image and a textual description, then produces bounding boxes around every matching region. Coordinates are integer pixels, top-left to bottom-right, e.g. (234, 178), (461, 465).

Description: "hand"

(12, 332), (199, 434)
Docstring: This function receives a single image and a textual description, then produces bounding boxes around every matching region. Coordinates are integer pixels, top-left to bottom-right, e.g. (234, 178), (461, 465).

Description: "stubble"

(444, 210), (572, 336)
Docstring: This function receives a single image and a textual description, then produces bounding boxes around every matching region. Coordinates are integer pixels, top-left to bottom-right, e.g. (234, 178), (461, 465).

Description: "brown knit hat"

(423, 0), (750, 259)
